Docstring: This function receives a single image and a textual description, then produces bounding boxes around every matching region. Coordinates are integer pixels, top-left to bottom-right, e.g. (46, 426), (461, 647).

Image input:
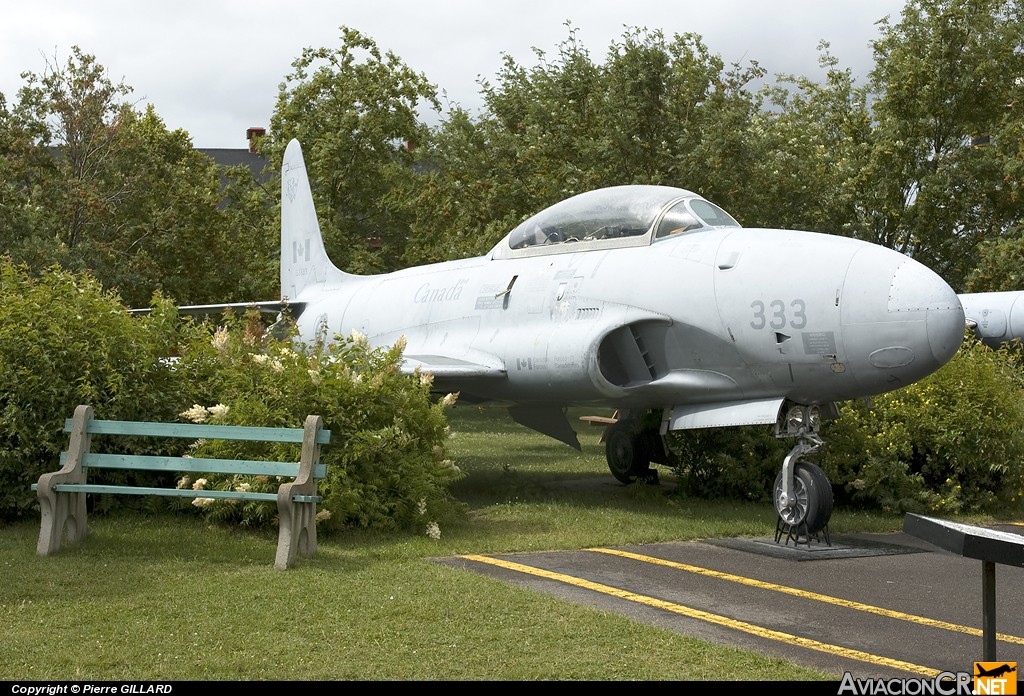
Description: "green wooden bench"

(33, 404), (331, 570)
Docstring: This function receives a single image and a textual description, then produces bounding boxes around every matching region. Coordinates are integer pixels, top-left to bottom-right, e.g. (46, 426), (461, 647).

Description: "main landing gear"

(601, 412), (664, 485)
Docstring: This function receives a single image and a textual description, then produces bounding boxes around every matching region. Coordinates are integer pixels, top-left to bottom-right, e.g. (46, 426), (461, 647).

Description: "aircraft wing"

(401, 354), (507, 379)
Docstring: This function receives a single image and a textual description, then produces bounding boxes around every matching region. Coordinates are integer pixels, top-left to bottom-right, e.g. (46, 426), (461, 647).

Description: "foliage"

(965, 227), (1024, 292)
(749, 44), (874, 234)
(172, 310), (464, 534)
(820, 334), (1024, 515)
(0, 261), (193, 520)
(214, 163), (279, 302)
(0, 260), (462, 532)
(263, 26), (441, 274)
(668, 425), (790, 503)
(0, 47), (275, 307)
(402, 25), (767, 265)
(863, 0), (1024, 288)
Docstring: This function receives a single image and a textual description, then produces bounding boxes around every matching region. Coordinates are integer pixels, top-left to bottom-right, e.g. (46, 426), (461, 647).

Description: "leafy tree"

(964, 227), (1024, 291)
(263, 26), (441, 274)
(0, 47), (272, 307)
(399, 25), (607, 266)
(748, 44), (875, 234)
(861, 0), (1024, 288)
(402, 25), (767, 265)
(215, 163), (280, 302)
(964, 50), (1024, 293)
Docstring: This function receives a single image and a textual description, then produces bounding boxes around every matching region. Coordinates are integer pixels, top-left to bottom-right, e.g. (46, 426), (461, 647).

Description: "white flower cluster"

(211, 328), (229, 352)
(179, 404), (230, 423)
(251, 353), (284, 372)
(351, 329), (369, 347)
(179, 404), (210, 423)
(208, 404), (230, 419)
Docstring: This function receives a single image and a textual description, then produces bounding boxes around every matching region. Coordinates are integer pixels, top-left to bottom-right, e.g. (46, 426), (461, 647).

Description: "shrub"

(0, 261), (191, 521)
(668, 424), (791, 502)
(173, 310), (464, 536)
(820, 334), (1024, 515)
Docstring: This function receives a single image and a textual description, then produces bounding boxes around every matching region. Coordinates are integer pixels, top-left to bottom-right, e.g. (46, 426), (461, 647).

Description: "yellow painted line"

(590, 547), (1024, 646)
(460, 553), (940, 677)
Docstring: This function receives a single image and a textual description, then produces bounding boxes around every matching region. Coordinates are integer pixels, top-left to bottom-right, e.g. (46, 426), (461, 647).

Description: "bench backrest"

(63, 411), (332, 480)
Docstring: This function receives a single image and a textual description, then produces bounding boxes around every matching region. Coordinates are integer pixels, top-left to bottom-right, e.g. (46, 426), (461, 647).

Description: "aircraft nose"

(841, 245), (964, 391)
(886, 256), (964, 366)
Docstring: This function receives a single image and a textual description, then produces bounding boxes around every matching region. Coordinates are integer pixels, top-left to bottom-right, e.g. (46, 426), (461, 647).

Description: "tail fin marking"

(280, 139), (349, 300)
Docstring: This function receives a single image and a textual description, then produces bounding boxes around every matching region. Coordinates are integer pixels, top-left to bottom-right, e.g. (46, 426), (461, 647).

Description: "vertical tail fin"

(280, 139), (350, 300)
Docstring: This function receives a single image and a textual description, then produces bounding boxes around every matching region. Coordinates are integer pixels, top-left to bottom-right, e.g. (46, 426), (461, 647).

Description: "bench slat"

(59, 452), (328, 479)
(64, 418), (332, 445)
(32, 483), (320, 503)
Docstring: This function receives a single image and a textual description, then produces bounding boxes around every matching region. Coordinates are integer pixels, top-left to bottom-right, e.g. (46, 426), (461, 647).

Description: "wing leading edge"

(401, 354), (507, 379)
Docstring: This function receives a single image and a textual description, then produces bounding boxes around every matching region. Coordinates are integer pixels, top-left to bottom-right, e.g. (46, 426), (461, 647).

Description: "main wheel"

(605, 421), (652, 484)
(772, 462), (833, 533)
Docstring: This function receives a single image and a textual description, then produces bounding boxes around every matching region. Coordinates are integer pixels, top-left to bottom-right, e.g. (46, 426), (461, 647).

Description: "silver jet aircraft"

(204, 140), (974, 536)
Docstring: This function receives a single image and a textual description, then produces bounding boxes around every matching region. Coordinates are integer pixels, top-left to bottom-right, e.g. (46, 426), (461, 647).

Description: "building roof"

(197, 148), (269, 180)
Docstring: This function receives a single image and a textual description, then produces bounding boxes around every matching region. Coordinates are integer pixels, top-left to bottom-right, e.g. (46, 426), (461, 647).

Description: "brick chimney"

(246, 127), (266, 153)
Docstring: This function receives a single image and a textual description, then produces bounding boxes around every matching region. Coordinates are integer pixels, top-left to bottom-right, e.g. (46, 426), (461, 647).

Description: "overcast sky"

(2, 0), (908, 148)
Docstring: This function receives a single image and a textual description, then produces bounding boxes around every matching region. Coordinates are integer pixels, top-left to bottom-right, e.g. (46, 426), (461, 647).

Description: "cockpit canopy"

(492, 185), (740, 259)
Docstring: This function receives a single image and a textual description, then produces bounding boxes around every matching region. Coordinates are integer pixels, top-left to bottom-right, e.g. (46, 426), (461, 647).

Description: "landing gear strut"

(772, 404), (833, 545)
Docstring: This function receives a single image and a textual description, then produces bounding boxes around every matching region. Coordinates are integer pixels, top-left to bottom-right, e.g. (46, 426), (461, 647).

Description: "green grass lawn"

(1, 406), (903, 680)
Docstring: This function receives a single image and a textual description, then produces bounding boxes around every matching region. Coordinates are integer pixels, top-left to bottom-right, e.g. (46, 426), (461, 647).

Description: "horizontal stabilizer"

(129, 301), (306, 317)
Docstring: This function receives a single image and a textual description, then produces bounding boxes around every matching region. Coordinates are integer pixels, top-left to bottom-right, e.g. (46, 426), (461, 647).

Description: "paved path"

(436, 526), (1024, 681)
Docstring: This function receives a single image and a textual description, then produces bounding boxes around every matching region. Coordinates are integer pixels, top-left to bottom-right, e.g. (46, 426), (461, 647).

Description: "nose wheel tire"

(773, 462), (833, 534)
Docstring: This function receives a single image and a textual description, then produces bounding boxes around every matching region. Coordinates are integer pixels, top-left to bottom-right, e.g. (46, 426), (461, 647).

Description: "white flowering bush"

(172, 309), (464, 533)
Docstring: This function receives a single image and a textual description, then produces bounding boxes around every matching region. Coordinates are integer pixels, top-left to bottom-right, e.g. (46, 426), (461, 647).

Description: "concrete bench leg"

(36, 404), (93, 555)
(275, 491), (317, 570)
(274, 414), (324, 569)
(37, 485), (88, 555)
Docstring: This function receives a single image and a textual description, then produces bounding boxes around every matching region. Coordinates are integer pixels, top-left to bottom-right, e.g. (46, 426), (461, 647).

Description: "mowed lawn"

(1, 406), (901, 680)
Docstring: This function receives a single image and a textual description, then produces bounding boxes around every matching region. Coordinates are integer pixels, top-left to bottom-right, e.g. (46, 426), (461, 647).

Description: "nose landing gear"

(773, 405), (833, 545)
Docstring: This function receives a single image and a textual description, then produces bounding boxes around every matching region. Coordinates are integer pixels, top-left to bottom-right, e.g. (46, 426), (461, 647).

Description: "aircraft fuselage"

(294, 225), (965, 420)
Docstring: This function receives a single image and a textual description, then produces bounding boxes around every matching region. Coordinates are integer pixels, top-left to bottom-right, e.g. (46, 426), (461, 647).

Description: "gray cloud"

(1, 0), (905, 147)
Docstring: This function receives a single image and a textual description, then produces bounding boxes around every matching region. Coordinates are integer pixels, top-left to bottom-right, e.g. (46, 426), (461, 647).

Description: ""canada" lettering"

(414, 278), (468, 304)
